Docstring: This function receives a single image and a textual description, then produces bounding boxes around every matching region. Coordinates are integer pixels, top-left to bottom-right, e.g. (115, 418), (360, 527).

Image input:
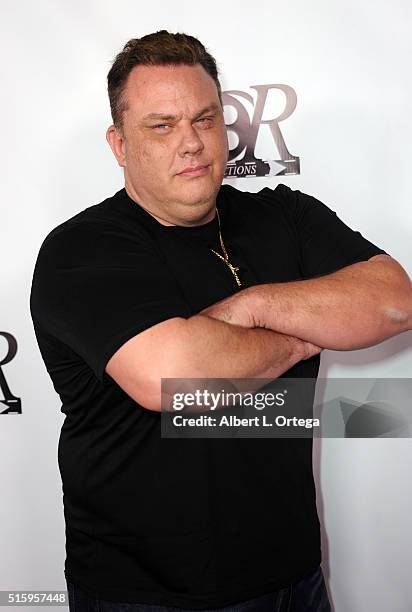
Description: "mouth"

(177, 164), (210, 178)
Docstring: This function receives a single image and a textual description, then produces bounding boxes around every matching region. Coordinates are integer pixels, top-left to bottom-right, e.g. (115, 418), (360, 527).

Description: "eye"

(197, 116), (214, 125)
(153, 124), (171, 130)
(195, 117), (215, 131)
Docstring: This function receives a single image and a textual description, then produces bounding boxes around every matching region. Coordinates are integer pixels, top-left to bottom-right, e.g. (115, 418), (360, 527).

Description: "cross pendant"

(226, 262), (242, 287)
(228, 263), (239, 274)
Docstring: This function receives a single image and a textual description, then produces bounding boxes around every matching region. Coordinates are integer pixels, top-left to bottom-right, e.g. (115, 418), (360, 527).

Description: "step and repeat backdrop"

(1, 1), (412, 611)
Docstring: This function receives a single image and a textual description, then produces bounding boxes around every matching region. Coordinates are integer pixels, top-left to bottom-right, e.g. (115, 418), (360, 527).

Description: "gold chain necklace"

(209, 206), (242, 287)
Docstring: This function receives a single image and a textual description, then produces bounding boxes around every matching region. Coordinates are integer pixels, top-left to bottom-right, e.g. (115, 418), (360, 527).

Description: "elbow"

(138, 373), (180, 413)
(368, 255), (412, 333)
(385, 307), (410, 328)
(384, 258), (412, 332)
(144, 359), (184, 414)
(144, 322), (196, 412)
(383, 281), (412, 334)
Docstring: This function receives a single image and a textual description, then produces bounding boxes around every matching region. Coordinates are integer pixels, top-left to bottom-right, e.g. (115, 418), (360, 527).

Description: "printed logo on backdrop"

(223, 84), (300, 178)
(0, 332), (21, 414)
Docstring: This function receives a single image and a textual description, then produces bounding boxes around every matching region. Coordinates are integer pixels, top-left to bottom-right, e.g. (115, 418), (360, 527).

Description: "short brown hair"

(107, 30), (222, 133)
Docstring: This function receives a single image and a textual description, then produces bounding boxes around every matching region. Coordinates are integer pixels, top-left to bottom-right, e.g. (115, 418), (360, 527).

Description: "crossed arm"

(106, 253), (412, 411)
(200, 254), (412, 350)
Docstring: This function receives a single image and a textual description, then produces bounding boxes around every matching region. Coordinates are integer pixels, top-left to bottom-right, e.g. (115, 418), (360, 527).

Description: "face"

(107, 63), (229, 226)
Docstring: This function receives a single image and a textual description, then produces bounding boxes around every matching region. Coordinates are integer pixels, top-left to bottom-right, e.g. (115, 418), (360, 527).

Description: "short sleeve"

(29, 221), (192, 383)
(273, 184), (389, 278)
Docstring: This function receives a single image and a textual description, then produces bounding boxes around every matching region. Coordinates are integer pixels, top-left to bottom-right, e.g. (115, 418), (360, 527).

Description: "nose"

(177, 121), (204, 157)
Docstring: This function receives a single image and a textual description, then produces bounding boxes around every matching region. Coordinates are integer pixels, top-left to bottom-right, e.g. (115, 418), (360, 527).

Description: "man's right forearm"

(175, 314), (314, 379)
(148, 314), (320, 410)
(106, 310), (319, 411)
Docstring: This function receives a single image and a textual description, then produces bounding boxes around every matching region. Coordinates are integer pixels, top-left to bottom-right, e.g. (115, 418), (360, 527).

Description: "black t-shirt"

(29, 184), (387, 609)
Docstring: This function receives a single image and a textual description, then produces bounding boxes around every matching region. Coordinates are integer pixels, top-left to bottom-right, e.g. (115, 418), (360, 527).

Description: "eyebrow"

(142, 103), (221, 122)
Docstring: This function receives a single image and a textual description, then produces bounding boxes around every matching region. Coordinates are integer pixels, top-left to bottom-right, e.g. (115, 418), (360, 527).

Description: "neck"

(124, 183), (217, 227)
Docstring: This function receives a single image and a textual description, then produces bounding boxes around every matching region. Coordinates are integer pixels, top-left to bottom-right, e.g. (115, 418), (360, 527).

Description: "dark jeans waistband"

(67, 565), (331, 611)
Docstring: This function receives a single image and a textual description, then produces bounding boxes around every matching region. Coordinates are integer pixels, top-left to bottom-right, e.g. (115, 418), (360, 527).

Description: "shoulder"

(219, 182), (297, 208)
(218, 182), (303, 225)
(34, 189), (155, 269)
(220, 183), (336, 222)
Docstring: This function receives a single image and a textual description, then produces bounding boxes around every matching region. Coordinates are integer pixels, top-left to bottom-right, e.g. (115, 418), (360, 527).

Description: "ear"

(106, 125), (126, 167)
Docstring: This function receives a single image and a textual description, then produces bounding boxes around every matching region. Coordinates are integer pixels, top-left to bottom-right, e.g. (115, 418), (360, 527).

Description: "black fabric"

(66, 564), (331, 611)
(30, 184), (387, 609)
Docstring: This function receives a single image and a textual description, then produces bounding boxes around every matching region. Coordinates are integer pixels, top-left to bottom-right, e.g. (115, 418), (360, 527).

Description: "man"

(29, 30), (411, 612)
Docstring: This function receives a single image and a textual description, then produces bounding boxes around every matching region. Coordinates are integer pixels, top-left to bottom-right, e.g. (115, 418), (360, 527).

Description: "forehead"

(123, 64), (220, 118)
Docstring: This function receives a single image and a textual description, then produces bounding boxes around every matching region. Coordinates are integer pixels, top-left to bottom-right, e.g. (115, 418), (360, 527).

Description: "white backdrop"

(1, 1), (411, 611)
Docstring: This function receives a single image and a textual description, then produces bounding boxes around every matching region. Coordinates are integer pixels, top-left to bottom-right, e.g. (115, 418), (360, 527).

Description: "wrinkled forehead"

(123, 64), (221, 120)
